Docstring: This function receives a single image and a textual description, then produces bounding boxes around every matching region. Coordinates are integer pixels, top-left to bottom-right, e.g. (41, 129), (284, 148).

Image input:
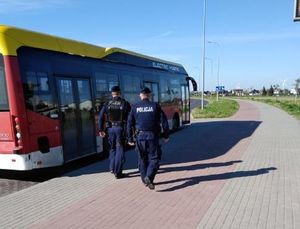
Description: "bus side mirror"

(186, 76), (197, 91)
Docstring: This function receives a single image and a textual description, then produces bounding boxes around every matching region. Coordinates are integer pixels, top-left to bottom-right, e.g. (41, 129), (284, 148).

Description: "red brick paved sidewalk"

(28, 101), (260, 229)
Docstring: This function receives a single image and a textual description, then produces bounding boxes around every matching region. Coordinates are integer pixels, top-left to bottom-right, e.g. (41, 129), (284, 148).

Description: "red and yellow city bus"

(0, 25), (197, 170)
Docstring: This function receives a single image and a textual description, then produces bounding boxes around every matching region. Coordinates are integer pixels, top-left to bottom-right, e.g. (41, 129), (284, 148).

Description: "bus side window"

(95, 72), (119, 112)
(121, 73), (140, 92)
(23, 71), (58, 118)
(160, 78), (170, 104)
(169, 79), (180, 102)
(120, 73), (141, 104)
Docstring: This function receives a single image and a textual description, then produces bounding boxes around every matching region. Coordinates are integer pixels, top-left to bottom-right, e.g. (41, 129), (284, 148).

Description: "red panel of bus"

(3, 56), (30, 153)
(0, 112), (15, 153)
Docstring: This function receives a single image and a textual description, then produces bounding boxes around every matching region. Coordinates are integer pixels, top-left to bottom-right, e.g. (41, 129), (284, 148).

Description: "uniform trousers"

(136, 132), (159, 183)
(107, 126), (125, 175)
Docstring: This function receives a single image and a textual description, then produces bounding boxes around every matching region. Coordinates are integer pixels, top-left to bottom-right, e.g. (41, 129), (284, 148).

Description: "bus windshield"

(0, 54), (9, 110)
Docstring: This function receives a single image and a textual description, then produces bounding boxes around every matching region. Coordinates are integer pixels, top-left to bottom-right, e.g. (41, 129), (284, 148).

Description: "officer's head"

(140, 87), (151, 100)
(111, 86), (121, 97)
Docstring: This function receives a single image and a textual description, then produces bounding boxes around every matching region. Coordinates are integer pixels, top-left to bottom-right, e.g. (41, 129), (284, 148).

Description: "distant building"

(231, 89), (244, 96)
(249, 89), (260, 96)
(290, 88), (299, 95)
(274, 89), (280, 95)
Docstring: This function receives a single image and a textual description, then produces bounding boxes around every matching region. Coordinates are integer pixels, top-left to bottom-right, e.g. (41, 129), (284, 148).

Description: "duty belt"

(136, 130), (155, 134)
(110, 122), (123, 127)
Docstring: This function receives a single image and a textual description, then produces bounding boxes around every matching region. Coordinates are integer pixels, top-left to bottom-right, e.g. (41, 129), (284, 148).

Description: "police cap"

(111, 86), (121, 92)
(140, 87), (151, 94)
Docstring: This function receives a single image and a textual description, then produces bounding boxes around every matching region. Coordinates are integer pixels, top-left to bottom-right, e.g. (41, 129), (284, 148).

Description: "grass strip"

(192, 98), (239, 118)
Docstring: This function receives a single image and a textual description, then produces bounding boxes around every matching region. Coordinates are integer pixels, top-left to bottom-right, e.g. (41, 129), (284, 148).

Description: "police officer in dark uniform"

(127, 87), (169, 190)
(99, 86), (131, 179)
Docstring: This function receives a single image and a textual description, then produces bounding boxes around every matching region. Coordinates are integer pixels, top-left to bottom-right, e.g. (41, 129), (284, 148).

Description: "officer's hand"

(128, 142), (135, 146)
(163, 138), (169, 143)
(99, 131), (106, 138)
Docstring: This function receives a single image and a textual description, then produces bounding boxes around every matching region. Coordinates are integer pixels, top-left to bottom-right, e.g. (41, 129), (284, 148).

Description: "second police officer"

(99, 86), (131, 179)
(127, 87), (169, 190)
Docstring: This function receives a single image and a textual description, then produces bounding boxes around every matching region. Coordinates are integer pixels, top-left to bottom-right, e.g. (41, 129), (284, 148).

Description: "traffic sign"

(216, 86), (225, 92)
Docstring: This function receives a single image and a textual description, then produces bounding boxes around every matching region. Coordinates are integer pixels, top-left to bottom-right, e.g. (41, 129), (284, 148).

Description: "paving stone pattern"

(0, 100), (299, 229)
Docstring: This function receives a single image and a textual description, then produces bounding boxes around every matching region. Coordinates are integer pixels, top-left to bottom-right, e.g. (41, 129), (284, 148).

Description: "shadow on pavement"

(156, 167), (277, 192)
(160, 120), (262, 165)
(0, 154), (106, 182)
(66, 120), (261, 177)
(126, 160), (243, 178)
(158, 160), (243, 174)
(0, 120), (261, 180)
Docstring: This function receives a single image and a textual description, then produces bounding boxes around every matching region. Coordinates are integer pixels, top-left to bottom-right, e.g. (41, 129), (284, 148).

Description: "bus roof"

(0, 25), (186, 72)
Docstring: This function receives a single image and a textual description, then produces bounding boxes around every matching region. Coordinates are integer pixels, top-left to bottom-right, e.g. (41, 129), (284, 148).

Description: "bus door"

(143, 82), (159, 102)
(181, 85), (190, 123)
(56, 77), (96, 162)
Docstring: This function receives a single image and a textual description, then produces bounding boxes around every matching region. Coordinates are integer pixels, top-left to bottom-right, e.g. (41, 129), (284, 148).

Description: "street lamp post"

(208, 41), (220, 101)
(201, 0), (207, 110)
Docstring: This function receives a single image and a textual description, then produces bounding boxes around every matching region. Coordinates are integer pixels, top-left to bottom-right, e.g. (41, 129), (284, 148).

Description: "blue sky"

(1, 0), (300, 91)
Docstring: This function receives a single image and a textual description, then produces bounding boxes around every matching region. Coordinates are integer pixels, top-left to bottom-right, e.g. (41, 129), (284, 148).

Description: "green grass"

(245, 96), (300, 120)
(192, 98), (239, 118)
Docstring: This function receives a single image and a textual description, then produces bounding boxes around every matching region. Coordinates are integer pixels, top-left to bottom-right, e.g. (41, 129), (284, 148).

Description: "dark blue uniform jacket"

(98, 97), (131, 131)
(127, 99), (169, 142)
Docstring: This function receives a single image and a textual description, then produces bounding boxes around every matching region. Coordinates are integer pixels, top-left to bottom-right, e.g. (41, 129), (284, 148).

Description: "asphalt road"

(190, 98), (209, 109)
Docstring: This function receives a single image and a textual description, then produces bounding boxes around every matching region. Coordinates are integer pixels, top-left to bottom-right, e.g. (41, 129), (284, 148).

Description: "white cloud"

(150, 31), (174, 40)
(0, 0), (72, 13)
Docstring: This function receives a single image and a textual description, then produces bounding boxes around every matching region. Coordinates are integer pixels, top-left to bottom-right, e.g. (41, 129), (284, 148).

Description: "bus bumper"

(0, 146), (64, 170)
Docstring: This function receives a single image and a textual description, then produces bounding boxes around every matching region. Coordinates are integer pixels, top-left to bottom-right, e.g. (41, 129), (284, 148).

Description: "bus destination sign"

(152, 62), (180, 72)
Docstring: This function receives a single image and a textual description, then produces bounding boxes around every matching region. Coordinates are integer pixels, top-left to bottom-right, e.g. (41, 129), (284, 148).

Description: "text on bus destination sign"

(152, 62), (180, 72)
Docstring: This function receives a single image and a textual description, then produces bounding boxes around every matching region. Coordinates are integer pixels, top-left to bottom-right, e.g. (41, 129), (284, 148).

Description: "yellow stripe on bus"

(0, 25), (183, 68)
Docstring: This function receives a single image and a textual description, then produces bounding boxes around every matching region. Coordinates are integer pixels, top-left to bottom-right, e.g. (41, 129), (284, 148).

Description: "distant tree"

(267, 85), (274, 96)
(294, 78), (300, 101)
(295, 78), (300, 94)
(273, 84), (280, 90)
(283, 89), (289, 95)
(262, 86), (267, 96)
(273, 84), (281, 95)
